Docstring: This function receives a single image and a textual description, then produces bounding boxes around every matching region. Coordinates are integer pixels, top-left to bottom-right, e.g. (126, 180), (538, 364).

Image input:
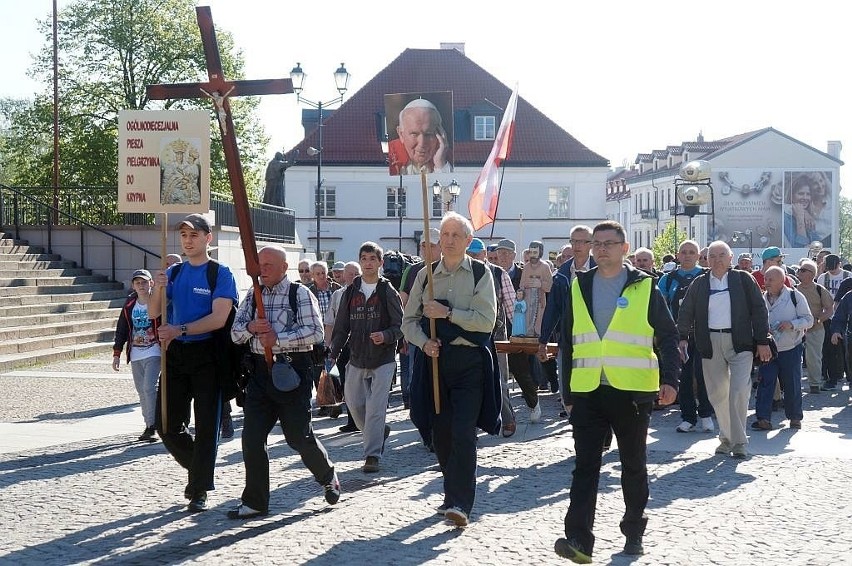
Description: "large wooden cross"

(147, 6), (293, 368)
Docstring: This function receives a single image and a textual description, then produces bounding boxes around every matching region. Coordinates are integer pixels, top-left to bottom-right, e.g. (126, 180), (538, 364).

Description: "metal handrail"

(0, 184), (160, 280)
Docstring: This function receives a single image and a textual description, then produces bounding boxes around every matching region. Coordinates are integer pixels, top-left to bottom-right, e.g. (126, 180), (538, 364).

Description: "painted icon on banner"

(117, 109), (210, 213)
(160, 138), (202, 205)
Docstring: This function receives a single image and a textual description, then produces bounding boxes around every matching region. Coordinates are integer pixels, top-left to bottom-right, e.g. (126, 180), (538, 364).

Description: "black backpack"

(664, 269), (707, 321)
(382, 250), (416, 292)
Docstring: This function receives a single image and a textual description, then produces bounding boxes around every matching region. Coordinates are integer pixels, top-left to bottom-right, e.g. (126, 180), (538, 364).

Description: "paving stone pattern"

(1, 359), (851, 565)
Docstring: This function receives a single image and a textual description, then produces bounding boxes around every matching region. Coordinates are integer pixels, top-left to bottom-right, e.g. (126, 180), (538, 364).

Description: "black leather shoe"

(624, 536), (644, 555)
(187, 493), (208, 512)
(227, 504), (267, 520)
(338, 422), (359, 433)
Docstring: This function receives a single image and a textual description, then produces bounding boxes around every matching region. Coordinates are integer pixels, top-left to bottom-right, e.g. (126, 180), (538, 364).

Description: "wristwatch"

(180, 324), (188, 337)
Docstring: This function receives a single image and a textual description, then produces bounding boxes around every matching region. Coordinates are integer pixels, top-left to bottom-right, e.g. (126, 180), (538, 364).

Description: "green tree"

(651, 221), (689, 263)
(1, 0), (267, 196)
(839, 195), (852, 261)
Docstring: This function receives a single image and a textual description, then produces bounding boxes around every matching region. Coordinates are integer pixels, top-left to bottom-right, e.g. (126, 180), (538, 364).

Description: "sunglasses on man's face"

(298, 269), (311, 273)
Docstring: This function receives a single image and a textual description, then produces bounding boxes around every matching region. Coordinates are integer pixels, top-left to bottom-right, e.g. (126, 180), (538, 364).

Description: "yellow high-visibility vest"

(570, 276), (659, 392)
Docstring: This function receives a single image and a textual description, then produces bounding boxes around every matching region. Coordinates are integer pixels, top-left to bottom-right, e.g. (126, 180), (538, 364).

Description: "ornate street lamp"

(290, 62), (350, 258)
(432, 180), (461, 213)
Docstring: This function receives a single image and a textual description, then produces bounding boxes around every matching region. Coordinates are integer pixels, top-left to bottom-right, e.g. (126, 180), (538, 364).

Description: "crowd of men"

(124, 212), (852, 564)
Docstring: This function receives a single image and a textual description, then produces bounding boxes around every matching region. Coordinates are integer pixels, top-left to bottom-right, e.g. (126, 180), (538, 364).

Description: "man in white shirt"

(676, 241), (771, 458)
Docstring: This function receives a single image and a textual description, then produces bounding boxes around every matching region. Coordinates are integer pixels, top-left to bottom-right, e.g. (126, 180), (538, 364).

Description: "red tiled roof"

(289, 48), (608, 168)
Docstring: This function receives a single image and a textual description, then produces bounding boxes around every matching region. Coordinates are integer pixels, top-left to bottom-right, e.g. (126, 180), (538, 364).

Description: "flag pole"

(488, 161), (509, 239)
(420, 170), (440, 414)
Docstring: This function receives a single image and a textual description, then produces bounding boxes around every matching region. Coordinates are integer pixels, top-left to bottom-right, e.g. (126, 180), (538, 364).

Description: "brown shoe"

(789, 420), (802, 429)
(362, 456), (380, 473)
(751, 419), (772, 431)
(502, 421), (517, 438)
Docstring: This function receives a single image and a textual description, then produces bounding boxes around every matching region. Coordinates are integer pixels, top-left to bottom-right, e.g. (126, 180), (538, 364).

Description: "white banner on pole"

(117, 110), (210, 213)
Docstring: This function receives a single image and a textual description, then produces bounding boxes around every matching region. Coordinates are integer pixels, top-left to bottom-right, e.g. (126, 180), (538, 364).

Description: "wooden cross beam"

(147, 6), (293, 368)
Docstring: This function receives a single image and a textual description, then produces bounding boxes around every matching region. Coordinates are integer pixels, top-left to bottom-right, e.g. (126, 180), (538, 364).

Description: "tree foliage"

(839, 195), (852, 261)
(651, 220), (690, 263)
(1, 0), (268, 196)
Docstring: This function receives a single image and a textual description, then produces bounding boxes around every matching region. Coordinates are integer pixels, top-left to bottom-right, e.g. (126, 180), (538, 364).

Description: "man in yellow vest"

(553, 221), (679, 564)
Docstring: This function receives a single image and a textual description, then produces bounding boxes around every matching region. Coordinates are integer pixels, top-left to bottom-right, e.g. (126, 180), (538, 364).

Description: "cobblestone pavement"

(1, 358), (851, 565)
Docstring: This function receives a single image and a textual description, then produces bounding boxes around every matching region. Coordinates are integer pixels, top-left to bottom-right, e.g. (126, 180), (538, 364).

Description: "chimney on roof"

(440, 42), (465, 54)
(697, 130), (705, 143)
(827, 140), (842, 159)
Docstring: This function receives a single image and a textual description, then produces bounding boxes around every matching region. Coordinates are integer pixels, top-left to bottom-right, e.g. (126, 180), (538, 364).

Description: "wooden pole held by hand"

(420, 171), (440, 414)
(159, 214), (168, 432)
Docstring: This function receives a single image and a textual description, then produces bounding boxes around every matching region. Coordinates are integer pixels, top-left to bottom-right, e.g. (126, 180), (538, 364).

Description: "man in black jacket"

(676, 241), (771, 459)
(553, 221), (679, 563)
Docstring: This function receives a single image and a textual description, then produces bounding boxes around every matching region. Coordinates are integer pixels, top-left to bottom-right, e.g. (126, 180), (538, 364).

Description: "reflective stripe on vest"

(570, 277), (659, 392)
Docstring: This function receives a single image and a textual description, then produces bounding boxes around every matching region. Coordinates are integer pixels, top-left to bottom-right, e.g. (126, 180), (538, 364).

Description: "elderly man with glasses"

(297, 260), (313, 285)
(538, 226), (597, 414)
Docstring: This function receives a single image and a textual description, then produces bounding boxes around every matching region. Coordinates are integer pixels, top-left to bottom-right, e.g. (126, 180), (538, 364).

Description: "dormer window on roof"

(474, 115), (496, 141)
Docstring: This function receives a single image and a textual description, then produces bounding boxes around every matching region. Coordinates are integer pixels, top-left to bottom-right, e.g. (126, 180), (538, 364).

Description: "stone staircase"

(0, 234), (128, 372)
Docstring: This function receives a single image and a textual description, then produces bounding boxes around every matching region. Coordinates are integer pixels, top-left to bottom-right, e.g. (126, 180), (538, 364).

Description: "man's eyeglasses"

(298, 269), (311, 273)
(591, 240), (625, 249)
(798, 268), (815, 275)
(569, 238), (592, 246)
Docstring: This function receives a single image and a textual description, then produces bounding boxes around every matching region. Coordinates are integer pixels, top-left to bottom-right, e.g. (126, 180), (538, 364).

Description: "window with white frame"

(432, 193), (443, 217)
(474, 115), (496, 140)
(548, 187), (570, 218)
(316, 185), (335, 217)
(387, 186), (406, 217)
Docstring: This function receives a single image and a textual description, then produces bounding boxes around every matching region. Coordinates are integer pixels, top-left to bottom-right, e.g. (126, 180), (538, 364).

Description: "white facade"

(284, 164), (610, 263)
(624, 130), (842, 263)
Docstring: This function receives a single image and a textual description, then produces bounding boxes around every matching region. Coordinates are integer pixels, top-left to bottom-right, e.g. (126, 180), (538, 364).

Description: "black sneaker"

(338, 422), (359, 433)
(624, 535), (644, 555)
(323, 472), (340, 505)
(554, 537), (592, 564)
(138, 426), (156, 442)
(187, 492), (207, 512)
(821, 383), (837, 391)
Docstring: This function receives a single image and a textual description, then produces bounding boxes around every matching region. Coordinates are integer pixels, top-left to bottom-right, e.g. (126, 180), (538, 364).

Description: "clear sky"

(2, 0), (849, 194)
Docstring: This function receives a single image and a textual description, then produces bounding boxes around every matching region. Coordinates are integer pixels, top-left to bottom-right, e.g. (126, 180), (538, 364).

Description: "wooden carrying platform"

(494, 339), (558, 356)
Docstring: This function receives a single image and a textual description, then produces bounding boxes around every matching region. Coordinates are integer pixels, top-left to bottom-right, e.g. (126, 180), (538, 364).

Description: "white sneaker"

(530, 402), (542, 423)
(698, 417), (715, 433)
(676, 421), (694, 433)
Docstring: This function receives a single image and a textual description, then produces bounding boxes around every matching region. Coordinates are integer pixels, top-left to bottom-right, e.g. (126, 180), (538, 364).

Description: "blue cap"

(761, 247), (784, 261)
(467, 238), (486, 254)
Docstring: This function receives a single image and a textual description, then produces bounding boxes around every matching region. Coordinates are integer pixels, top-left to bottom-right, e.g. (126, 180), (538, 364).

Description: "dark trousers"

(822, 321), (845, 385)
(508, 353), (538, 408)
(432, 345), (484, 515)
(565, 386), (651, 553)
(679, 338), (713, 424)
(155, 339), (222, 495)
(240, 353), (334, 512)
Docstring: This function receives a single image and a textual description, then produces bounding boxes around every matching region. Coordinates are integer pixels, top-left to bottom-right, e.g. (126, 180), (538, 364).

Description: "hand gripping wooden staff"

(420, 171), (440, 414)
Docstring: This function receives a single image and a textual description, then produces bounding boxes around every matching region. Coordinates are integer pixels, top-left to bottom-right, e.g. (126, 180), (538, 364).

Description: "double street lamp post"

(432, 180), (461, 213)
(290, 62), (350, 258)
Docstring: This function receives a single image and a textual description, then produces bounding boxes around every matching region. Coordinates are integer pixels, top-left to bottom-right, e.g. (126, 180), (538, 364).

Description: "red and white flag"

(468, 85), (518, 231)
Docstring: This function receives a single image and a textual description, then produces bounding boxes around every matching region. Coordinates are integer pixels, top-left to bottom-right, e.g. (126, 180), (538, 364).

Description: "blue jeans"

(756, 343), (804, 421)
